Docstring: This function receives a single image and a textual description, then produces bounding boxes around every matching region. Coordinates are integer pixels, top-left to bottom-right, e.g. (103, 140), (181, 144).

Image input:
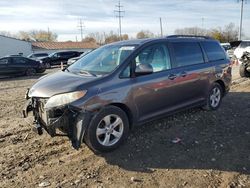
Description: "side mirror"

(135, 64), (153, 76)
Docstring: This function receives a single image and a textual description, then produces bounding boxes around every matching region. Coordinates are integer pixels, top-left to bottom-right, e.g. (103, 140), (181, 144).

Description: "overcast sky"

(0, 0), (249, 41)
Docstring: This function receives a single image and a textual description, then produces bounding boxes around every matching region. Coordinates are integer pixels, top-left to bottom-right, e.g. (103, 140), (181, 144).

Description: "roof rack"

(166, 35), (212, 39)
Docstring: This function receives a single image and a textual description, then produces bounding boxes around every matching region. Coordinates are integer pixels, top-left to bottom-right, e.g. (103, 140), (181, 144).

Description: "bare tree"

(174, 27), (207, 36)
(104, 31), (120, 44)
(0, 31), (17, 38)
(18, 30), (57, 42)
(122, 34), (129, 40)
(82, 36), (97, 43)
(208, 28), (226, 42)
(88, 32), (106, 45)
(223, 23), (238, 42)
(136, 30), (154, 39)
(174, 23), (240, 42)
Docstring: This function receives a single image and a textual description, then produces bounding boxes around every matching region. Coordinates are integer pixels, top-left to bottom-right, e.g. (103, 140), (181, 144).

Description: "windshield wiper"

(79, 70), (97, 77)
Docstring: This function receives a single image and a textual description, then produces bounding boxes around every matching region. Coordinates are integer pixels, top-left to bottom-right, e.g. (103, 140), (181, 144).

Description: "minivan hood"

(29, 71), (96, 98)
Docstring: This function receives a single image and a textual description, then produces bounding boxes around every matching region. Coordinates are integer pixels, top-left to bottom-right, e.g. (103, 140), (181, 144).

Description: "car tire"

(203, 83), (223, 111)
(239, 64), (250, 78)
(45, 62), (51, 69)
(84, 106), (129, 153)
(36, 69), (46, 73)
(25, 68), (36, 76)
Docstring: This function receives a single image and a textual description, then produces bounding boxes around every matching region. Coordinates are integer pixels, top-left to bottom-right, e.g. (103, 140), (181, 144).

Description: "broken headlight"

(45, 91), (87, 109)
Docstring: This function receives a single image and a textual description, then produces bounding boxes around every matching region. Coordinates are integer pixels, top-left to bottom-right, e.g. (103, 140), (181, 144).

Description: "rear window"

(202, 41), (226, 61)
(172, 42), (204, 68)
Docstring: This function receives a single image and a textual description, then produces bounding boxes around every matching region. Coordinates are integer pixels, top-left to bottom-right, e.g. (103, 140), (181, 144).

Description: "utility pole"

(77, 19), (84, 41)
(201, 17), (204, 29)
(47, 27), (50, 41)
(114, 1), (125, 40)
(159, 17), (163, 37)
(238, 0), (246, 40)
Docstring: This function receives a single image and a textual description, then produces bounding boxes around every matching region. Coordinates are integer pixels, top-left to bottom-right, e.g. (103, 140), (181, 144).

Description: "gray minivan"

(23, 35), (232, 152)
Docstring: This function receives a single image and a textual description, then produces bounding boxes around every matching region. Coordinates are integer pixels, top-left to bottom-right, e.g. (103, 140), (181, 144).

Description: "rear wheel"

(239, 64), (250, 78)
(84, 106), (129, 153)
(203, 83), (223, 111)
(45, 62), (51, 69)
(25, 68), (36, 76)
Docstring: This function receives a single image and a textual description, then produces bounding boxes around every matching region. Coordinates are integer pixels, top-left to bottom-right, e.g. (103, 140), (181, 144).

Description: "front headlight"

(45, 91), (87, 109)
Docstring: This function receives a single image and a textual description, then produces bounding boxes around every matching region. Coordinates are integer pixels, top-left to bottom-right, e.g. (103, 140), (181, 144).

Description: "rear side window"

(201, 41), (226, 61)
(0, 58), (8, 64)
(171, 42), (204, 68)
(12, 57), (27, 64)
(35, 53), (48, 57)
(59, 52), (66, 57)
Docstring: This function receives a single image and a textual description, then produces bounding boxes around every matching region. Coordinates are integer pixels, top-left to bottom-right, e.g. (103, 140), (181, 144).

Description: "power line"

(114, 1), (125, 40)
(47, 27), (50, 41)
(77, 19), (85, 41)
(238, 0), (247, 40)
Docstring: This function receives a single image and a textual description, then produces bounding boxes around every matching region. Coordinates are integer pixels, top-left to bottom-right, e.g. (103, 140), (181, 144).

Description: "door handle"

(180, 71), (187, 77)
(168, 74), (177, 80)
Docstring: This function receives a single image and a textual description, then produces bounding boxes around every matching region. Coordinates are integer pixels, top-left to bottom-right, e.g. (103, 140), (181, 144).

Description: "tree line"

(174, 23), (239, 43)
(0, 22), (241, 44)
(0, 30), (57, 42)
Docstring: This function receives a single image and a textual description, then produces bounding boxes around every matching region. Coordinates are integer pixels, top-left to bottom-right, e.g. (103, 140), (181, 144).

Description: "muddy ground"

(0, 66), (250, 188)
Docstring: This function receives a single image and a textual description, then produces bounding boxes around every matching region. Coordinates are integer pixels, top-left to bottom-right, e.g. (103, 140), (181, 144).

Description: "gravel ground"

(0, 65), (250, 188)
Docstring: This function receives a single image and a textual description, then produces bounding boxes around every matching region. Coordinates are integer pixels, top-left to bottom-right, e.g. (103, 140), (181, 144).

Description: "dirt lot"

(1, 66), (250, 188)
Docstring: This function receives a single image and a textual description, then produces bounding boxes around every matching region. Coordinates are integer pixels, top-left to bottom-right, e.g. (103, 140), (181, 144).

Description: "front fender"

(71, 111), (92, 149)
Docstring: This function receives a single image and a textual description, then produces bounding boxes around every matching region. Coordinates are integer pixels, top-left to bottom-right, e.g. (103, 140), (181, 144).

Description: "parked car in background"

(221, 43), (233, 58)
(23, 35), (231, 152)
(0, 56), (45, 76)
(67, 50), (93, 65)
(234, 40), (250, 61)
(41, 51), (81, 68)
(27, 53), (49, 60)
(221, 43), (231, 51)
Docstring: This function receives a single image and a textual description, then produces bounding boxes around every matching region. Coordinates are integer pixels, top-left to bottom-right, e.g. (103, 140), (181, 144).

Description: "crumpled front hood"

(29, 71), (96, 98)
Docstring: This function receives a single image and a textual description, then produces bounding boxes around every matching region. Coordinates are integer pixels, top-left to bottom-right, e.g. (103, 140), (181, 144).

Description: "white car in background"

(221, 43), (233, 58)
(234, 40), (250, 62)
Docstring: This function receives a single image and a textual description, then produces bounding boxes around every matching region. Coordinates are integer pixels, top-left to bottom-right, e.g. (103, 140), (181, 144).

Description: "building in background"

(0, 35), (32, 57)
(32, 41), (99, 54)
(0, 37), (99, 58)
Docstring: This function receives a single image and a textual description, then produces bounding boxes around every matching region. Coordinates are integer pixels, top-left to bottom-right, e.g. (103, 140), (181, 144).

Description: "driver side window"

(135, 44), (171, 73)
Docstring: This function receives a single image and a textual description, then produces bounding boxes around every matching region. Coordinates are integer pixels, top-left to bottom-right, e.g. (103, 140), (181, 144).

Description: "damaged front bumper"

(23, 97), (92, 149)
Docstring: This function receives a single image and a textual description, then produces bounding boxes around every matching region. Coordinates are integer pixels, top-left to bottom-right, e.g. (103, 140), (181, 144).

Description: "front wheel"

(84, 106), (129, 153)
(25, 68), (36, 76)
(203, 83), (223, 111)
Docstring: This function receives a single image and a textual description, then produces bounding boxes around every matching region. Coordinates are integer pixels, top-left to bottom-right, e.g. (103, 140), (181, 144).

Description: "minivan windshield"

(67, 44), (136, 76)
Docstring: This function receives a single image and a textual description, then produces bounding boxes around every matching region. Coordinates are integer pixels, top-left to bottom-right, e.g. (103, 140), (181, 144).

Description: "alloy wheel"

(210, 87), (221, 108)
(96, 114), (124, 147)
